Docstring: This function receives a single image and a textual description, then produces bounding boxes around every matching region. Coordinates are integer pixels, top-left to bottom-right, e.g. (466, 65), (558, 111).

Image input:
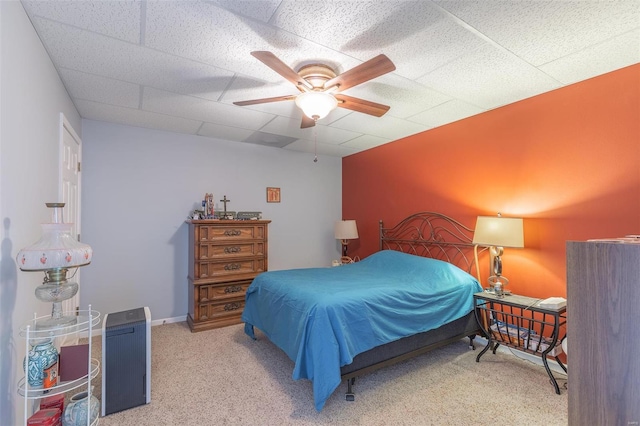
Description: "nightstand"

(474, 292), (567, 394)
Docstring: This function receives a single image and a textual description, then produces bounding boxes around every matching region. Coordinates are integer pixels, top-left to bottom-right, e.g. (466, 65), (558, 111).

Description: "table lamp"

(472, 214), (524, 296)
(334, 220), (359, 264)
(16, 203), (93, 329)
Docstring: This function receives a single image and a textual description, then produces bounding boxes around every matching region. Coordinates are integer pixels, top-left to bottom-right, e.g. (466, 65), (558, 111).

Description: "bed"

(242, 212), (486, 411)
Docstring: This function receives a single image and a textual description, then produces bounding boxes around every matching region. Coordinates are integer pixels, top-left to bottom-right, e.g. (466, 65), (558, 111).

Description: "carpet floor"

(92, 321), (567, 425)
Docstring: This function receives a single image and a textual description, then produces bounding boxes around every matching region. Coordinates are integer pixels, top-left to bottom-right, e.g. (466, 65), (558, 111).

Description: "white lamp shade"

(16, 204), (92, 271)
(295, 91), (338, 120)
(334, 220), (359, 240)
(472, 216), (524, 248)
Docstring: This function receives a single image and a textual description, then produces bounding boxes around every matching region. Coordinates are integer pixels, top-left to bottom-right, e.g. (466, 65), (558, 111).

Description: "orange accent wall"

(343, 64), (640, 299)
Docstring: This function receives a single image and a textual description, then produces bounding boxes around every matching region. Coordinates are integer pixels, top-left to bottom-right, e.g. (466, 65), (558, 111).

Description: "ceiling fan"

(233, 51), (396, 129)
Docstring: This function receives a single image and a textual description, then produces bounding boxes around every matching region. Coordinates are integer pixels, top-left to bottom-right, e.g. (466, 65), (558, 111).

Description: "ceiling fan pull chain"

(313, 120), (318, 163)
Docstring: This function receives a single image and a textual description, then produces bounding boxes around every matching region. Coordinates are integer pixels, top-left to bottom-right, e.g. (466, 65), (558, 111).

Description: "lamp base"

(487, 275), (510, 298)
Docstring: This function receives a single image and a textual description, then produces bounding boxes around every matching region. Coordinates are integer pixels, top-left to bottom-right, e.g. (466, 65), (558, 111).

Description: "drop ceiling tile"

(408, 99), (487, 128)
(21, 0), (639, 159)
(210, 0), (281, 23)
(417, 43), (563, 109)
(144, 2), (363, 80)
(343, 73), (452, 119)
(260, 116), (362, 145)
(198, 122), (255, 143)
(59, 68), (140, 108)
(144, 2), (294, 77)
(339, 134), (393, 151)
(75, 99), (202, 134)
(436, 0), (640, 66)
(271, 1), (393, 50)
(22, 0), (142, 43)
(143, 87), (275, 130)
(539, 29), (640, 85)
(32, 18), (234, 101)
(330, 114), (430, 142)
(283, 139), (359, 158)
(271, 1), (485, 80)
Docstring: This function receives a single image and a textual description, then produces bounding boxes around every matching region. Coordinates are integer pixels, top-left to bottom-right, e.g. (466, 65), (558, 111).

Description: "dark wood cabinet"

(566, 241), (640, 425)
(187, 220), (270, 332)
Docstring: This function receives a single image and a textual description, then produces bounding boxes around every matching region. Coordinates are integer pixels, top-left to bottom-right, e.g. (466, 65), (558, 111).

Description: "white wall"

(80, 120), (343, 321)
(0, 2), (82, 424)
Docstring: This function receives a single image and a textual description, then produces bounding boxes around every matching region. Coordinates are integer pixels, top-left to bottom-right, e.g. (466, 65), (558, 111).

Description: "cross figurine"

(220, 195), (231, 217)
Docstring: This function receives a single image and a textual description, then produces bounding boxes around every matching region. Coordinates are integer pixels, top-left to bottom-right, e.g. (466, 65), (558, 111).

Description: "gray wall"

(0, 2), (83, 425)
(0, 3), (342, 423)
(80, 120), (343, 321)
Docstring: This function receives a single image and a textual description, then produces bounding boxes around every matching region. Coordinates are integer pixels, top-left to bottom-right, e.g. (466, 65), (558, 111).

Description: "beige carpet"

(92, 322), (567, 425)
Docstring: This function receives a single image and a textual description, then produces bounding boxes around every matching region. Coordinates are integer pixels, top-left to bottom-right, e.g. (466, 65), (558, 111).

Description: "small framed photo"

(267, 187), (280, 203)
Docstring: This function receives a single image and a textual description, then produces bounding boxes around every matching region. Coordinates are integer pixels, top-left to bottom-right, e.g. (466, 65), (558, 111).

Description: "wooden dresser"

(566, 241), (639, 425)
(187, 220), (270, 332)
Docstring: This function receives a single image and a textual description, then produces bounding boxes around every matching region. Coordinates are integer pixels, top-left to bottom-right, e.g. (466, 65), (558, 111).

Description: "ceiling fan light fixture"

(295, 91), (338, 121)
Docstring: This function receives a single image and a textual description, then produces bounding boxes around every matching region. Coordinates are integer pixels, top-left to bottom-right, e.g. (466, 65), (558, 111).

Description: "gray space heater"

(101, 307), (151, 416)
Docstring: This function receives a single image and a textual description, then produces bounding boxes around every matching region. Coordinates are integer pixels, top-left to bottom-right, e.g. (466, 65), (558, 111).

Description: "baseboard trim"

(79, 315), (187, 338)
(474, 336), (568, 374)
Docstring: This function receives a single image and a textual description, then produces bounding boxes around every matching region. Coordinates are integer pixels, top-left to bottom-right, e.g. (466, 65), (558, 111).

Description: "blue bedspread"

(241, 250), (482, 411)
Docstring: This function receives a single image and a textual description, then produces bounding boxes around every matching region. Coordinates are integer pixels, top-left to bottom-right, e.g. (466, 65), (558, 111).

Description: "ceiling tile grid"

(22, 0), (142, 43)
(416, 42), (565, 109)
(408, 99), (487, 129)
(434, 0), (640, 66)
(143, 87), (276, 131)
(539, 29), (640, 85)
(58, 68), (141, 109)
(21, 0), (640, 158)
(75, 99), (203, 135)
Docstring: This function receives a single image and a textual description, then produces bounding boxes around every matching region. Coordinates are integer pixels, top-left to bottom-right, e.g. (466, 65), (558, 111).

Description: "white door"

(59, 113), (82, 314)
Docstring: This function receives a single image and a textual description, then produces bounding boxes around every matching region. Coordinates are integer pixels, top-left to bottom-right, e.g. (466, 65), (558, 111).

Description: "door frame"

(58, 113), (82, 313)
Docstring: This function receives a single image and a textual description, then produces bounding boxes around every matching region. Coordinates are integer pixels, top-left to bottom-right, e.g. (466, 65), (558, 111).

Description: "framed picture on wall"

(267, 187), (281, 203)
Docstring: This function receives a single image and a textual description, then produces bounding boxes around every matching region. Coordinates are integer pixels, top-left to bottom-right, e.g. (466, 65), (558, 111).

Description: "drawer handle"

(224, 263), (241, 271)
(224, 302), (241, 311)
(224, 285), (243, 294)
(224, 246), (241, 254)
(224, 229), (241, 237)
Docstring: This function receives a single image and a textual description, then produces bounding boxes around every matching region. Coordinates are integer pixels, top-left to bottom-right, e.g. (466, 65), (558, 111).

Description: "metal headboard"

(379, 211), (487, 277)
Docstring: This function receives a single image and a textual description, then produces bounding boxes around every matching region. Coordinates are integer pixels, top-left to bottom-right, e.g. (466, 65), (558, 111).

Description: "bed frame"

(340, 211), (487, 401)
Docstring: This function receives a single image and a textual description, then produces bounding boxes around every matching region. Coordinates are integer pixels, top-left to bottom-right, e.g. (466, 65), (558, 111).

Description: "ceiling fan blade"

(233, 94), (297, 106)
(251, 51), (312, 91)
(335, 94), (390, 117)
(300, 115), (316, 129)
(324, 54), (395, 92)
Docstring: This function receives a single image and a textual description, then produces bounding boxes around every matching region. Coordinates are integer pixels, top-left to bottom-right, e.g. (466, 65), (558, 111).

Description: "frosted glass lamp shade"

(295, 92), (338, 120)
(17, 222), (92, 271)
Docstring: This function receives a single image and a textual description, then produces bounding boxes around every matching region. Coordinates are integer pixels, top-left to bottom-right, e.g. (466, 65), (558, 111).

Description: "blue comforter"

(242, 250), (482, 411)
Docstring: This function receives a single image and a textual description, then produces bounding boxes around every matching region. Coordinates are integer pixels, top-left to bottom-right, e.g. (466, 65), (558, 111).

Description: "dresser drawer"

(196, 298), (245, 322)
(196, 241), (265, 260)
(196, 224), (266, 242)
(197, 280), (251, 303)
(194, 257), (265, 280)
